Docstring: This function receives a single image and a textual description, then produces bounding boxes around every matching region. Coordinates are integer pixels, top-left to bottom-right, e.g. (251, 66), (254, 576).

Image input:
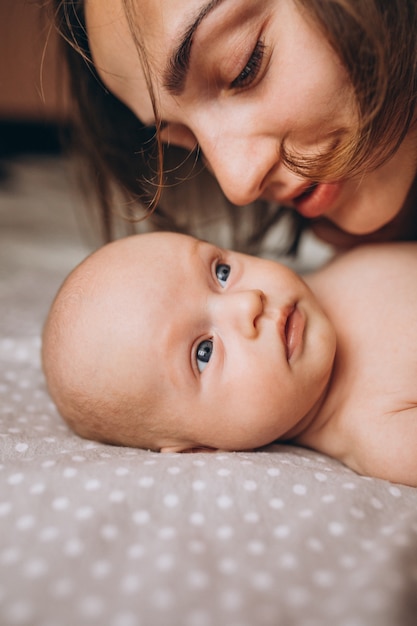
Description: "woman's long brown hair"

(47, 0), (417, 249)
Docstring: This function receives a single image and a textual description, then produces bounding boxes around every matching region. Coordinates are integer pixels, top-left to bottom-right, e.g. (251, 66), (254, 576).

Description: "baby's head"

(42, 232), (336, 452)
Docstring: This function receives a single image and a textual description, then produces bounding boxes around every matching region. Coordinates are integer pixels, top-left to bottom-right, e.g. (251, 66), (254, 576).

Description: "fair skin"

(43, 233), (417, 487)
(85, 0), (417, 244)
(43, 232), (336, 451)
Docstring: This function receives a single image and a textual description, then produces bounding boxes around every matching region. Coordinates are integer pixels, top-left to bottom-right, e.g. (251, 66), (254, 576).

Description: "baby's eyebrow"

(196, 238), (224, 258)
(163, 0), (229, 95)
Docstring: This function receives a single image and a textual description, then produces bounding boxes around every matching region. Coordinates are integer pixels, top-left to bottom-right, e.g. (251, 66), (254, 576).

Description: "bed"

(1, 155), (417, 626)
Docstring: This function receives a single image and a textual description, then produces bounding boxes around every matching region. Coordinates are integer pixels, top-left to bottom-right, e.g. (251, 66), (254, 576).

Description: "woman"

(50, 0), (417, 251)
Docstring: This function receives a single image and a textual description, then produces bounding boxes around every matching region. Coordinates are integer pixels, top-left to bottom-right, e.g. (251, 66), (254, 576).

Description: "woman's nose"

(211, 289), (265, 338)
(197, 128), (279, 206)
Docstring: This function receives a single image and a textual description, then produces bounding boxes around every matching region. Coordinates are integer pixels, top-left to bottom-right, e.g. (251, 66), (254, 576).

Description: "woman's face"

(86, 0), (417, 238)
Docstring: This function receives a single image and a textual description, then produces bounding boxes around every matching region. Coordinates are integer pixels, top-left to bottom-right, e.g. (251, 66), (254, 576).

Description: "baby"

(42, 233), (417, 487)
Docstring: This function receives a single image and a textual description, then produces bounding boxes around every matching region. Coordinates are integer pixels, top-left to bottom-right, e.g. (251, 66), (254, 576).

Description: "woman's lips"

(292, 181), (343, 219)
(284, 305), (305, 362)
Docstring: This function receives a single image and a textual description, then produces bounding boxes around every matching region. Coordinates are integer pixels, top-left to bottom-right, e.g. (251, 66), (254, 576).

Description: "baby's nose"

(217, 289), (265, 338)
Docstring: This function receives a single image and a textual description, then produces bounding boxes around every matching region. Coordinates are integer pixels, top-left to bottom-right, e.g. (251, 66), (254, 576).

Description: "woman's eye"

(196, 339), (213, 373)
(216, 263), (231, 288)
(230, 39), (266, 90)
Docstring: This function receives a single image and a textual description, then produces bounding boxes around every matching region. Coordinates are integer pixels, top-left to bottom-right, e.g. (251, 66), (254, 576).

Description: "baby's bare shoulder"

(327, 242), (417, 276)
(299, 400), (417, 487)
(350, 405), (417, 487)
(309, 243), (417, 487)
(309, 242), (417, 304)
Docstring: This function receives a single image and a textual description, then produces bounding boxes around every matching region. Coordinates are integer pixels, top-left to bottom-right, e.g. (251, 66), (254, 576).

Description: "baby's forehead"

(71, 233), (203, 326)
(103, 232), (195, 262)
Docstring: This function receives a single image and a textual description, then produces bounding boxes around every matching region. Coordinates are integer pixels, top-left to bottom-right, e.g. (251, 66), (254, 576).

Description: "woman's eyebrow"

(163, 0), (229, 95)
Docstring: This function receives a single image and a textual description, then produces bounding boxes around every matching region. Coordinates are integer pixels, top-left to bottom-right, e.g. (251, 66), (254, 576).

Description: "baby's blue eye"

(216, 263), (230, 287)
(196, 339), (213, 373)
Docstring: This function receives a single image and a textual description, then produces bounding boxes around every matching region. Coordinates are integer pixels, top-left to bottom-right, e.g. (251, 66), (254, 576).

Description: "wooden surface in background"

(0, 1), (69, 120)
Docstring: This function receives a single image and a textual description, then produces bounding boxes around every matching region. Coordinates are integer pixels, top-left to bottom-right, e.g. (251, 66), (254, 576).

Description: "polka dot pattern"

(3, 346), (417, 626)
(2, 157), (417, 626)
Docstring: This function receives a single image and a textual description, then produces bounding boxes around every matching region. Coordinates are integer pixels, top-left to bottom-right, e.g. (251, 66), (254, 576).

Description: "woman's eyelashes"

(216, 263), (231, 287)
(196, 339), (213, 373)
(230, 39), (266, 90)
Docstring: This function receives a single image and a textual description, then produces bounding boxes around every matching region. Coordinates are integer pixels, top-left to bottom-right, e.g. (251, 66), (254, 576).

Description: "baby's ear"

(160, 445), (217, 454)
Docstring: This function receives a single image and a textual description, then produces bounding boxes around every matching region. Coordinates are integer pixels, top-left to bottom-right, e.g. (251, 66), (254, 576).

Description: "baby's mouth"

(284, 305), (305, 362)
(284, 306), (295, 360)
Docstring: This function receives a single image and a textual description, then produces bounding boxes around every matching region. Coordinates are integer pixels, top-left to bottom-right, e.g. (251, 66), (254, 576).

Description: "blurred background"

(0, 0), (70, 156)
(0, 0), (94, 335)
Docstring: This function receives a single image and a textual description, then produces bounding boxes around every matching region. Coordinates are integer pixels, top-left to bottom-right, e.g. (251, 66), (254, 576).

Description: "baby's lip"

(282, 304), (305, 362)
(278, 305), (294, 356)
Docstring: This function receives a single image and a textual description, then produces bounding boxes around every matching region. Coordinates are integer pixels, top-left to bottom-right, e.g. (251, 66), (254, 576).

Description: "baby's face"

(77, 232), (336, 451)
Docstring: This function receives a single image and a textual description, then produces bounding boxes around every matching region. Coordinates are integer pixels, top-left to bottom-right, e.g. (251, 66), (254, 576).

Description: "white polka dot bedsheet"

(1, 158), (417, 626)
